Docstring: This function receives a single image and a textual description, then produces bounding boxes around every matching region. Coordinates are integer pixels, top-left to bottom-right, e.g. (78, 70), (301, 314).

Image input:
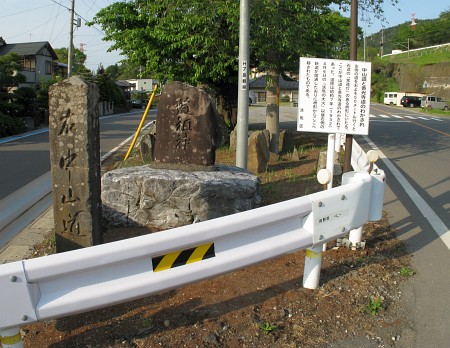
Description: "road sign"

(298, 57), (371, 135)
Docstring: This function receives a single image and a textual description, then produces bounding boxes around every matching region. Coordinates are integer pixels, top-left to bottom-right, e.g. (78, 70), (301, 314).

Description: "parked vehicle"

(131, 99), (143, 108)
(420, 95), (448, 110)
(400, 96), (422, 108)
(384, 92), (404, 106)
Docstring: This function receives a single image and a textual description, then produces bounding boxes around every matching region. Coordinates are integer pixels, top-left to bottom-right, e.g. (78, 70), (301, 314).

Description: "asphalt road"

(0, 109), (157, 200)
(249, 104), (450, 346)
(357, 103), (450, 347)
(0, 109), (157, 246)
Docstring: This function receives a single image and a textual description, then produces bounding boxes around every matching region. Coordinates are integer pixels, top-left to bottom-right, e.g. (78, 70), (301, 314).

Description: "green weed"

(259, 322), (277, 335)
(399, 267), (415, 277)
(363, 296), (383, 316)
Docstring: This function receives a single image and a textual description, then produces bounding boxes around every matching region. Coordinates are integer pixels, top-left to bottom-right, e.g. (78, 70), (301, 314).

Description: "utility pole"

(363, 30), (366, 61)
(68, 0), (75, 77)
(380, 29), (384, 57)
(235, 0), (250, 170)
(343, 0), (358, 173)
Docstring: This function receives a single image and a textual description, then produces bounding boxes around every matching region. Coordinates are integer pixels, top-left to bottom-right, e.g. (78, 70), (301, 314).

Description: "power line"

(0, 4), (54, 19)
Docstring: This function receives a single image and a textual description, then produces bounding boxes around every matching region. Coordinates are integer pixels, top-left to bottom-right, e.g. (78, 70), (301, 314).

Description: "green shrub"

(0, 112), (27, 137)
(281, 95), (291, 102)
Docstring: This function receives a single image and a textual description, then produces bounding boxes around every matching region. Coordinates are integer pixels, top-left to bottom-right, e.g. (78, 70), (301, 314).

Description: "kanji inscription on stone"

(49, 76), (102, 252)
(153, 81), (217, 166)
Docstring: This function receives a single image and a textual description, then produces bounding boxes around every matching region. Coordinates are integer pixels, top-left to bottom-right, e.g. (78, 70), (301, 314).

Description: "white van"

(384, 92), (405, 106)
(420, 95), (448, 110)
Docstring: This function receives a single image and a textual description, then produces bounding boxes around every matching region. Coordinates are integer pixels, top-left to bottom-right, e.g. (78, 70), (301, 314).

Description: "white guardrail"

(0, 142), (385, 345)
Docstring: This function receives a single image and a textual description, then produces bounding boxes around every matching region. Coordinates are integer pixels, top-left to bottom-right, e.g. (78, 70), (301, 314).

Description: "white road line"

(417, 116), (429, 120)
(100, 121), (155, 162)
(0, 111), (146, 145)
(404, 115), (417, 119)
(369, 114), (376, 118)
(0, 128), (49, 145)
(362, 135), (450, 250)
(379, 114), (390, 118)
(430, 118), (443, 122)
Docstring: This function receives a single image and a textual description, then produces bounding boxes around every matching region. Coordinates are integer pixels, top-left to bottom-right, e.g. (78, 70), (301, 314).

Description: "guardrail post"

(303, 245), (323, 289)
(0, 327), (23, 348)
(348, 226), (363, 250)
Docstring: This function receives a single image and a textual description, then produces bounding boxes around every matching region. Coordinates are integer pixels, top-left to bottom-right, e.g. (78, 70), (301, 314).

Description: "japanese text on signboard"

(298, 57), (371, 135)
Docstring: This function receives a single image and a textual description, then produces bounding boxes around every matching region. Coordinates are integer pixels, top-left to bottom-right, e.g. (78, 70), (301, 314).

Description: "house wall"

(250, 88), (298, 103)
(18, 50), (54, 89)
(127, 79), (158, 92)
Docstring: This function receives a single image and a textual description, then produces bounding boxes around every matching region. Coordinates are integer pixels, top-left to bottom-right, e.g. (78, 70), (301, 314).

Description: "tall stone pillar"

(49, 76), (103, 252)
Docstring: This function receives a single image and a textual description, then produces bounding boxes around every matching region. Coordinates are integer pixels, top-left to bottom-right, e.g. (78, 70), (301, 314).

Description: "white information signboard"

(297, 57), (371, 135)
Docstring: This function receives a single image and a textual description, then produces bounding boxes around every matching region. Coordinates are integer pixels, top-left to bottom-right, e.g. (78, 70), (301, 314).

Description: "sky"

(0, 0), (122, 72)
(1, 0), (448, 74)
(348, 0), (449, 35)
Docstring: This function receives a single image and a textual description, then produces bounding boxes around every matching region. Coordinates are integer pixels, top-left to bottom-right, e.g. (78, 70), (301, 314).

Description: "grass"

(363, 296), (383, 316)
(385, 46), (450, 65)
(399, 266), (416, 277)
(259, 322), (278, 335)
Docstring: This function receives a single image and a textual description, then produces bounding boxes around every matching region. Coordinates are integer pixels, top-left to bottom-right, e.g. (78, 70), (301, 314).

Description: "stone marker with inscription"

(49, 76), (103, 252)
(153, 81), (217, 167)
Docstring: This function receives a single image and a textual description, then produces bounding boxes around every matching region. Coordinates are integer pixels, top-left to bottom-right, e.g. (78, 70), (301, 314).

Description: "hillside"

(363, 9), (450, 59)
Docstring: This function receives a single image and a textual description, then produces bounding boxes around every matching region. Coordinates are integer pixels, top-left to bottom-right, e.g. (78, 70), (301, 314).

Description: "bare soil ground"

(19, 132), (413, 348)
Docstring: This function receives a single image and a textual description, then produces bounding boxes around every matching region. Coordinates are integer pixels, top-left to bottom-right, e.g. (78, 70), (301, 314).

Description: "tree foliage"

(54, 47), (89, 75)
(366, 7), (449, 55)
(0, 53), (26, 117)
(89, 0), (361, 120)
(0, 53), (25, 92)
(95, 65), (126, 105)
(90, 0), (399, 145)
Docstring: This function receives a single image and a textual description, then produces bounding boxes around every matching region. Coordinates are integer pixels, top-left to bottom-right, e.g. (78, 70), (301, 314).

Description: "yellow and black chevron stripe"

(152, 243), (215, 272)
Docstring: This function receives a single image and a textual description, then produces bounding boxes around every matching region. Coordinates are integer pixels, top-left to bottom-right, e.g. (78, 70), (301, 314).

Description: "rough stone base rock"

(101, 164), (261, 230)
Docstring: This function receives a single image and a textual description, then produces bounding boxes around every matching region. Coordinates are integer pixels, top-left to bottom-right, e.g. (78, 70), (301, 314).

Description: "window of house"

(21, 56), (35, 71)
(45, 61), (52, 75)
(257, 92), (266, 103)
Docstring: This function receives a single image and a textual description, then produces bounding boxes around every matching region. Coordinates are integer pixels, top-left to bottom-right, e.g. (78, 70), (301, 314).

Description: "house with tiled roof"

(0, 37), (59, 89)
(249, 75), (299, 104)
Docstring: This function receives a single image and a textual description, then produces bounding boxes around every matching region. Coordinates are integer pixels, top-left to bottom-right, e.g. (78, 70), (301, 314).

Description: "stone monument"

(102, 81), (261, 230)
(153, 81), (217, 167)
(49, 76), (103, 252)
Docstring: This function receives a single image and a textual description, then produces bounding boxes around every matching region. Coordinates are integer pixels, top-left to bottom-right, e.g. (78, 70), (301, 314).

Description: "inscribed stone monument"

(49, 76), (103, 252)
(153, 81), (217, 166)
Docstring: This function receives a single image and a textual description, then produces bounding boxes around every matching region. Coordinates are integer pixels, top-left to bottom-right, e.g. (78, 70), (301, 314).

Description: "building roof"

(249, 75), (299, 90)
(0, 41), (58, 60)
(117, 80), (134, 88)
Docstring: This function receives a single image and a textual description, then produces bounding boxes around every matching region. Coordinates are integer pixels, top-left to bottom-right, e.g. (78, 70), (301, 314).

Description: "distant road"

(0, 110), (156, 200)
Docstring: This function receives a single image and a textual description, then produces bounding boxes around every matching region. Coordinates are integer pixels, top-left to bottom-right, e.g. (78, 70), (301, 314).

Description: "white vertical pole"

(0, 327), (24, 348)
(326, 134), (336, 190)
(235, 0), (250, 170)
(303, 245), (323, 289)
(349, 226), (363, 249)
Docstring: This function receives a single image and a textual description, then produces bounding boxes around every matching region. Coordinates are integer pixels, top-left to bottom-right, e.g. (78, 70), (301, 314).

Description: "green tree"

(54, 47), (89, 76)
(0, 53), (26, 116)
(105, 64), (121, 80)
(95, 65), (126, 106)
(90, 0), (398, 152)
(0, 53), (25, 92)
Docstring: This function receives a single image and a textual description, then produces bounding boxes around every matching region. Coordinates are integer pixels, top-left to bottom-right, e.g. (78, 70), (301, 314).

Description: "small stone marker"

(139, 133), (155, 163)
(153, 81), (217, 166)
(49, 76), (103, 252)
(278, 129), (296, 154)
(247, 130), (270, 174)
